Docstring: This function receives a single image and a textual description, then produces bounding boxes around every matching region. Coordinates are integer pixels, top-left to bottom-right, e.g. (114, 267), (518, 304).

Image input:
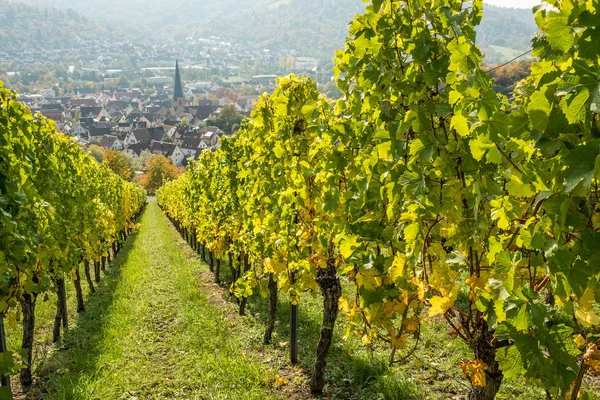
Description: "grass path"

(29, 202), (277, 399)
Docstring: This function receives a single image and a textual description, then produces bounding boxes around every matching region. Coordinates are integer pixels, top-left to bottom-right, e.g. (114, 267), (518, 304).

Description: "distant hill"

(478, 5), (538, 64)
(9, 0), (538, 63)
(0, 1), (115, 52)
(14, 0), (366, 61)
(190, 0), (367, 61)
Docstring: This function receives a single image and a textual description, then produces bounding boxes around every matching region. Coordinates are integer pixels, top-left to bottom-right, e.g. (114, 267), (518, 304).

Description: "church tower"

(172, 60), (185, 113)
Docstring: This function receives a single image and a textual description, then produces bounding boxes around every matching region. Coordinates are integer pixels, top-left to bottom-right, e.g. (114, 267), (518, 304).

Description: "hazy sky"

(485, 0), (540, 8)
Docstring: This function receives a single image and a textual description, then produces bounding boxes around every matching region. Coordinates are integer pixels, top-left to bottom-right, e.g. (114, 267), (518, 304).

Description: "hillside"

(14, 0), (538, 63)
(188, 0), (366, 61)
(0, 1), (115, 53)
(477, 5), (538, 64)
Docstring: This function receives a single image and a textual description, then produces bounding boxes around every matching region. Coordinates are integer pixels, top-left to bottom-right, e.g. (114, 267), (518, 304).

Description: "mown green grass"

(8, 202), (277, 399)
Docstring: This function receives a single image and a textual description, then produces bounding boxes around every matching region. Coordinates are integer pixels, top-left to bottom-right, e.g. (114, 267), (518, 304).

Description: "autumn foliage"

(140, 154), (182, 194)
(104, 149), (132, 181)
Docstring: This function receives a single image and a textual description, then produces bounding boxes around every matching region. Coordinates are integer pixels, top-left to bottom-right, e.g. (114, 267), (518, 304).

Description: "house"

(69, 98), (98, 108)
(125, 129), (152, 147)
(96, 121), (118, 130)
(71, 123), (89, 137)
(171, 146), (188, 166)
(88, 127), (111, 143)
(38, 109), (64, 122)
(100, 135), (124, 151)
(200, 127), (223, 148)
(163, 125), (186, 144)
(150, 140), (177, 158)
(148, 127), (165, 142)
(80, 106), (103, 119)
(126, 141), (152, 159)
(202, 130), (220, 148)
(236, 95), (260, 111)
(180, 137), (207, 157)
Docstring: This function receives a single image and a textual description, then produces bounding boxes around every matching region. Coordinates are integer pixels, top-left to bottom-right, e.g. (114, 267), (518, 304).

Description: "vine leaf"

(562, 141), (600, 192)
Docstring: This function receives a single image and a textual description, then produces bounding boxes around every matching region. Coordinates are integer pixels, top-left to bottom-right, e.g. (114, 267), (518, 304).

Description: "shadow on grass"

(29, 226), (141, 398)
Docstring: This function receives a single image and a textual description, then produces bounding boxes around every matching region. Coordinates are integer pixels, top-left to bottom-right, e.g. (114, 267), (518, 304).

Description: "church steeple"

(173, 60), (184, 104)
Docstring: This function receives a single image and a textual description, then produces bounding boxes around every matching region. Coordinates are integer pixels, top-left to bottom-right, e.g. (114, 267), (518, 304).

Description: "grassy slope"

(7, 202), (598, 399)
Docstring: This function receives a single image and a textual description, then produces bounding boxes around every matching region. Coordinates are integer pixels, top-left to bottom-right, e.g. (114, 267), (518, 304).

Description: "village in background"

(0, 0), (535, 187)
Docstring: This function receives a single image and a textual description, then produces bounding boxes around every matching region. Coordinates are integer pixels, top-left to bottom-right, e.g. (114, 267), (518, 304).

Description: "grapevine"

(159, 1), (600, 398)
(0, 82), (146, 390)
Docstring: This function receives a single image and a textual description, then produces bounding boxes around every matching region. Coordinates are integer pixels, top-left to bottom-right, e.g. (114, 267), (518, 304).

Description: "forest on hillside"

(0, 1), (117, 51)
(12, 0), (538, 62)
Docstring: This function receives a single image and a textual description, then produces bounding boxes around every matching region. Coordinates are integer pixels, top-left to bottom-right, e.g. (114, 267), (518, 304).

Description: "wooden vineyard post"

(291, 303), (298, 365)
(290, 272), (298, 365)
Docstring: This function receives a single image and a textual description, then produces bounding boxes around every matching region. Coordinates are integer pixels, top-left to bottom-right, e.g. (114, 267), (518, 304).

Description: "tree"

(117, 75), (129, 88)
(88, 144), (105, 163)
(139, 149), (154, 168)
(179, 117), (190, 127)
(104, 149), (132, 181)
(140, 154), (182, 194)
(207, 104), (245, 134)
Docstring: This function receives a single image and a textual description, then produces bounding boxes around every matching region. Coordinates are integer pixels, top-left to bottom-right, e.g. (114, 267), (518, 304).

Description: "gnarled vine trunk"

(20, 293), (37, 387)
(52, 277), (68, 343)
(73, 267), (85, 312)
(215, 258), (221, 285)
(228, 251), (237, 283)
(239, 254), (250, 316)
(468, 327), (503, 400)
(263, 273), (278, 344)
(310, 262), (341, 394)
(94, 261), (101, 283)
(84, 260), (95, 293)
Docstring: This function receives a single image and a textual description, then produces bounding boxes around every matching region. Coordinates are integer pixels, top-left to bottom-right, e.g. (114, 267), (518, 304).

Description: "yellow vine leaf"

(361, 334), (372, 346)
(460, 360), (487, 387)
(339, 234), (360, 259)
(575, 309), (600, 328)
(410, 277), (426, 301)
(391, 334), (406, 349)
(403, 317), (419, 333)
(264, 258), (286, 274)
(451, 113), (469, 137)
(404, 222), (420, 243)
(506, 175), (535, 198)
(383, 300), (407, 317)
(389, 253), (407, 281)
(428, 296), (454, 317)
(339, 296), (351, 313)
(274, 374), (289, 387)
(579, 287), (595, 310)
(573, 334), (586, 348)
(356, 269), (383, 291)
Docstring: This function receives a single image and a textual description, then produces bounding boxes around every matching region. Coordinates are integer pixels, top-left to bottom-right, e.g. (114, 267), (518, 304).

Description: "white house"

(171, 146), (187, 166)
(202, 130), (221, 148)
(124, 129), (152, 147)
(100, 135), (124, 151)
(71, 123), (88, 137)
